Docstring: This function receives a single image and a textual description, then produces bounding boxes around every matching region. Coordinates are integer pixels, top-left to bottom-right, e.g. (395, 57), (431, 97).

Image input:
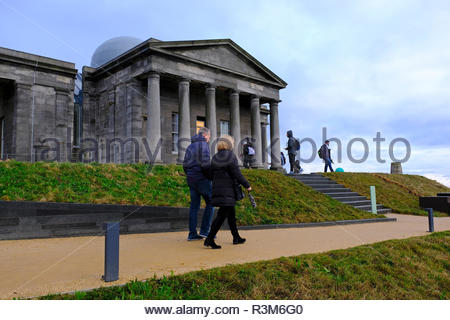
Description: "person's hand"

(247, 186), (252, 191)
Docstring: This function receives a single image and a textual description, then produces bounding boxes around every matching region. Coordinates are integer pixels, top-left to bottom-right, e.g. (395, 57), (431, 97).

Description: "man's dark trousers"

(288, 153), (295, 172)
(188, 179), (214, 237)
(324, 158), (334, 172)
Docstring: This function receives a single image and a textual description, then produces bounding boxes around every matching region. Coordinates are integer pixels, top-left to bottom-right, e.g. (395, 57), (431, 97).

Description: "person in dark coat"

(285, 130), (296, 174)
(183, 127), (214, 240)
(204, 135), (251, 249)
(320, 140), (334, 172)
(242, 137), (255, 169)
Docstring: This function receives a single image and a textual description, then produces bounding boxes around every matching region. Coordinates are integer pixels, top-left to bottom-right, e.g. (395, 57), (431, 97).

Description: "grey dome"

(91, 36), (143, 68)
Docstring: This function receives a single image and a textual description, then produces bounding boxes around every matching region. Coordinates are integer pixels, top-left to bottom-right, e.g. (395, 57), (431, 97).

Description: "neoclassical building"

(0, 36), (287, 169)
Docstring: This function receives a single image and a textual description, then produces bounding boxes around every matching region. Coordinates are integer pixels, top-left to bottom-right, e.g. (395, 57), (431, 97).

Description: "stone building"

(0, 47), (77, 161)
(0, 36), (287, 169)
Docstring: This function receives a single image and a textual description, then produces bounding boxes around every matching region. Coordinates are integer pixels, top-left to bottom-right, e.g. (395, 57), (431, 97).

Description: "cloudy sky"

(1, 0), (449, 186)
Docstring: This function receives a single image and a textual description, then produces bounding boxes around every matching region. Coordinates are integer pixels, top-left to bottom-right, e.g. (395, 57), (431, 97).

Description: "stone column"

(261, 121), (268, 168)
(270, 100), (282, 170)
(147, 72), (162, 163)
(229, 90), (241, 160)
(13, 83), (32, 162)
(205, 85), (217, 153)
(126, 79), (141, 163)
(250, 96), (262, 167)
(178, 79), (191, 163)
(55, 89), (71, 162)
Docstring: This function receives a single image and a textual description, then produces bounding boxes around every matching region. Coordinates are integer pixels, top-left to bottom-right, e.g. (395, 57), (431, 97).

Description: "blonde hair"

(217, 135), (234, 151)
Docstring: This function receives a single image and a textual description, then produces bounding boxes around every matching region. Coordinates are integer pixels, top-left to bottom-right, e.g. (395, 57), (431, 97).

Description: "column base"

(270, 165), (285, 172)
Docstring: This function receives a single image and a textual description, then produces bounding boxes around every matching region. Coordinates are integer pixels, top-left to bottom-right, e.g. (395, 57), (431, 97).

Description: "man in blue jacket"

(183, 127), (214, 240)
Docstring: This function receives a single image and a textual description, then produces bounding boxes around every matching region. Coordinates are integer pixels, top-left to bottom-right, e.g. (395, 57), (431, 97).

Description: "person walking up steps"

(319, 140), (334, 172)
(204, 135), (251, 249)
(285, 130), (300, 174)
(183, 127), (215, 240)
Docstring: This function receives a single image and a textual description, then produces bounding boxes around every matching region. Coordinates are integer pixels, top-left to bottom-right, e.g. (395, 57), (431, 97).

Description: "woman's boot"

(204, 237), (221, 249)
(233, 236), (246, 245)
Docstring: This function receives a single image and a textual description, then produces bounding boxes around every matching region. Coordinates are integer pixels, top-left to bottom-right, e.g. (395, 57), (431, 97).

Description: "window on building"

(172, 112), (179, 153)
(220, 120), (230, 136)
(196, 116), (206, 134)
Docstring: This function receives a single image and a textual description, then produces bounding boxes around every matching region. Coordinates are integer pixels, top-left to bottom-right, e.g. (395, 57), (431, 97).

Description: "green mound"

(41, 231), (450, 300)
(0, 160), (378, 225)
(324, 172), (450, 216)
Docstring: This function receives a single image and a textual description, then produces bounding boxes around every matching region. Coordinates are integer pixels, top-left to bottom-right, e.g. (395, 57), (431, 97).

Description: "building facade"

(0, 37), (287, 169)
(0, 47), (77, 162)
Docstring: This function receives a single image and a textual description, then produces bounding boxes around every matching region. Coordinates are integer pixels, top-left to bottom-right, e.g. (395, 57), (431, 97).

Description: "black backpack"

(318, 148), (323, 159)
(294, 138), (300, 151)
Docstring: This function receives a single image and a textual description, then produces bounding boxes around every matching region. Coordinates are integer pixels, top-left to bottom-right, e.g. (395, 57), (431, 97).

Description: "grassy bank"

(324, 173), (450, 216)
(41, 231), (450, 300)
(0, 160), (378, 225)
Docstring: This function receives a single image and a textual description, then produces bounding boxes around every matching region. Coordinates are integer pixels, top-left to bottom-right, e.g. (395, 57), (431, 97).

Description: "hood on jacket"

(287, 130), (293, 138)
(191, 133), (206, 143)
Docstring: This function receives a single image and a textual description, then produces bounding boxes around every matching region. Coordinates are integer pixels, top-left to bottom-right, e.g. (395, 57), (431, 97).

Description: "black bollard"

(102, 221), (120, 282)
(426, 208), (434, 233)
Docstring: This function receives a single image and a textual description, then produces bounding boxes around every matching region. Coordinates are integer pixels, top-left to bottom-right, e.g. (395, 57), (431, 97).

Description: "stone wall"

(0, 47), (77, 161)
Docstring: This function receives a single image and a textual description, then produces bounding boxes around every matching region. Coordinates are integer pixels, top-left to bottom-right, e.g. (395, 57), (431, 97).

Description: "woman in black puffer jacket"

(204, 135), (251, 249)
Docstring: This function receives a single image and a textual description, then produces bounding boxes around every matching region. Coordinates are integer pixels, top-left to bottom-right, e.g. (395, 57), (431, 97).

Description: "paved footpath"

(1, 214), (449, 299)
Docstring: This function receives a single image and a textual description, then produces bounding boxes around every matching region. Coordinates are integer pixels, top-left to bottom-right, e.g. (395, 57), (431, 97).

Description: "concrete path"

(1, 213), (449, 299)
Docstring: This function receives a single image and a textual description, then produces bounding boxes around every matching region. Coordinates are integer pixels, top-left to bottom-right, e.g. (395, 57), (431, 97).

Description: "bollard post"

(102, 221), (120, 282)
(370, 186), (377, 214)
(426, 208), (434, 233)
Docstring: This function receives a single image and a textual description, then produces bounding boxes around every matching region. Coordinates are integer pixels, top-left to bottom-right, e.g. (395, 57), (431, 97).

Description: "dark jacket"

(320, 143), (331, 160)
(211, 149), (251, 207)
(286, 130), (296, 155)
(183, 134), (211, 184)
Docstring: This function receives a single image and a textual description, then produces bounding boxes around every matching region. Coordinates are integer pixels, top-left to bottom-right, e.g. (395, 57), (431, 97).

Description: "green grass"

(324, 172), (450, 216)
(40, 231), (450, 300)
(0, 160), (378, 225)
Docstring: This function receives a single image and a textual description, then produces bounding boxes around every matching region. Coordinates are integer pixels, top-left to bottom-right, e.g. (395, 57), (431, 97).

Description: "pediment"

(153, 40), (286, 87)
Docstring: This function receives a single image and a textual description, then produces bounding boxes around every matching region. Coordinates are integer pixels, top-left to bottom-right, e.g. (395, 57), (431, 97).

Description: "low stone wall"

(0, 201), (202, 240)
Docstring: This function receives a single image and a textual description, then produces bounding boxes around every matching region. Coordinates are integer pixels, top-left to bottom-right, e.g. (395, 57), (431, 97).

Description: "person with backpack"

(242, 137), (255, 169)
(319, 140), (334, 172)
(285, 130), (299, 174)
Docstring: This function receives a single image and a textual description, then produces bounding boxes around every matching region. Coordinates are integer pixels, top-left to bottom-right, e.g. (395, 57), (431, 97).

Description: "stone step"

(326, 192), (360, 197)
(331, 196), (368, 202)
(340, 200), (372, 206)
(376, 208), (393, 214)
(315, 187), (351, 193)
(293, 177), (333, 182)
(354, 204), (384, 211)
(300, 180), (338, 185)
(309, 184), (345, 189)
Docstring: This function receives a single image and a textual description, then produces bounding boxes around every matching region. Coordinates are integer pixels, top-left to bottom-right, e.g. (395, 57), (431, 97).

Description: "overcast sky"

(1, 0), (449, 186)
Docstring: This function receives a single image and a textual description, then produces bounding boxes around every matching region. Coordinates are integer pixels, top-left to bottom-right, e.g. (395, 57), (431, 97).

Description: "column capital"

(178, 78), (191, 84)
(148, 72), (160, 79)
(205, 84), (216, 90)
(270, 99), (281, 105)
(250, 95), (260, 101)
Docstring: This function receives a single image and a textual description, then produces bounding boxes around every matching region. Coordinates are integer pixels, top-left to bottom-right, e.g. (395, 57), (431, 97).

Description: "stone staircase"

(290, 173), (392, 214)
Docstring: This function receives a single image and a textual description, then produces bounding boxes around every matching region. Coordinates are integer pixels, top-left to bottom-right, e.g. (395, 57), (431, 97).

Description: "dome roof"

(90, 36), (143, 68)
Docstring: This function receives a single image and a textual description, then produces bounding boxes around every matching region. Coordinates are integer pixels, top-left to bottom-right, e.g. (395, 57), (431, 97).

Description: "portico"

(82, 38), (287, 168)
